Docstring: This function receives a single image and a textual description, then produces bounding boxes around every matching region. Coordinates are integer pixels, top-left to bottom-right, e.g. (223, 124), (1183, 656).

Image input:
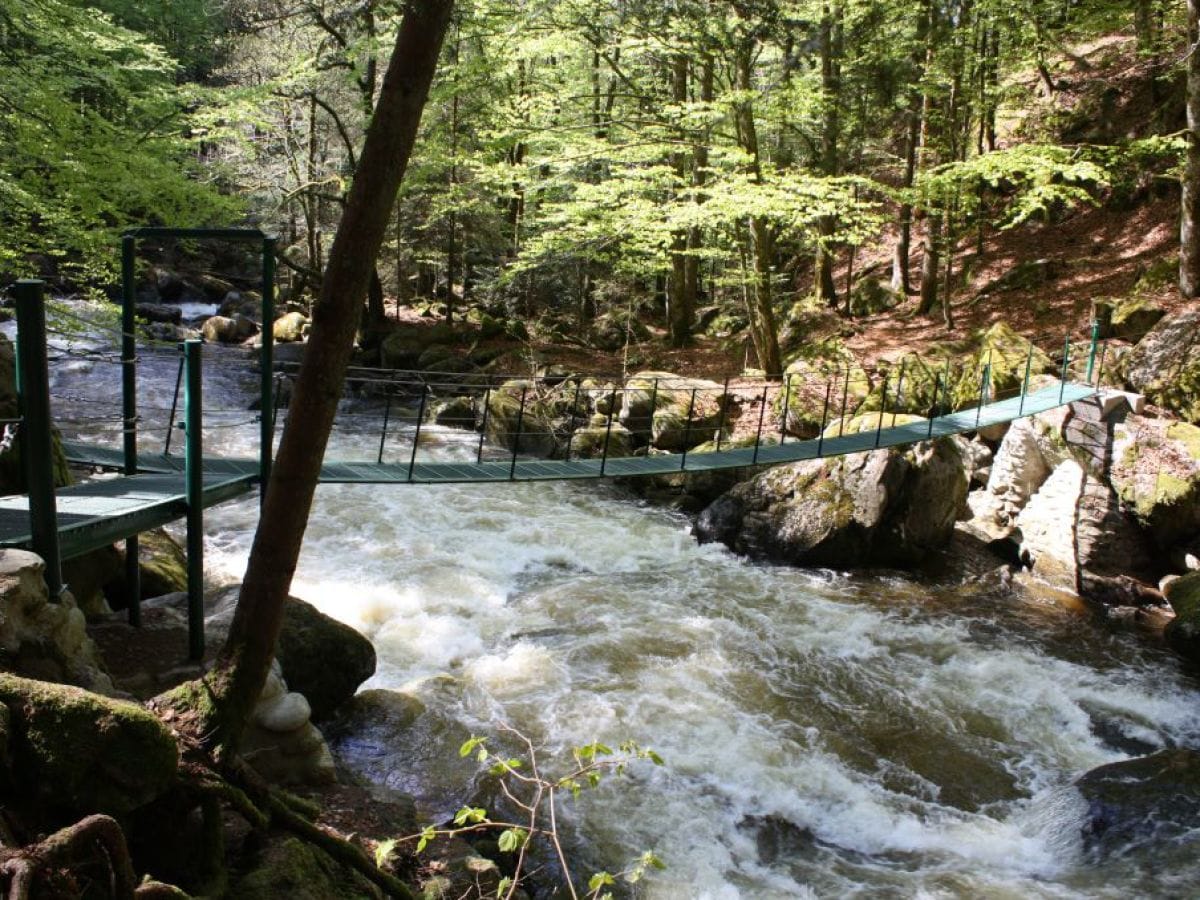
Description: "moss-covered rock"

(694, 438), (968, 568)
(1109, 417), (1200, 549)
(0, 673), (177, 815)
(947, 322), (1054, 410)
(277, 596), (376, 722)
(228, 836), (381, 900)
(1124, 307), (1200, 425)
(568, 415), (635, 459)
(778, 341), (871, 437)
(849, 279), (903, 316)
(380, 322), (457, 370)
(618, 372), (730, 451)
(1165, 572), (1200, 661)
(433, 395), (477, 430)
(103, 528), (188, 608)
(1108, 295), (1165, 343)
(484, 380), (560, 457)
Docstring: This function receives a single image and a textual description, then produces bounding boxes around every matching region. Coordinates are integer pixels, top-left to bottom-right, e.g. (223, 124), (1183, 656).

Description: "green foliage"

(0, 0), (239, 286)
(402, 729), (668, 897)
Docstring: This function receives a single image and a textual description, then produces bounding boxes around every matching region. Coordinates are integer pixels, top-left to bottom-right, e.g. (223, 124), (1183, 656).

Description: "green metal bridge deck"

(54, 382), (1095, 489)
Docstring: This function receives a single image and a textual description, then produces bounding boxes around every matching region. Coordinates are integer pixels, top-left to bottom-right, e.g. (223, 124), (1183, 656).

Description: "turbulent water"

(34, 327), (1200, 898)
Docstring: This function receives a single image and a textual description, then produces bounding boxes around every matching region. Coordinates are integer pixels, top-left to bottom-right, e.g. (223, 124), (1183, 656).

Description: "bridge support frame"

(13, 280), (64, 600)
(184, 340), (205, 661)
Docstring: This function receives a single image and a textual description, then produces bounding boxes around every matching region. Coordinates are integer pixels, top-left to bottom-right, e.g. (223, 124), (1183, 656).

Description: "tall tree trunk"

(1183, 0), (1200, 298)
(816, 1), (843, 309)
(192, 0), (455, 755)
(733, 42), (782, 377)
(917, 213), (941, 315)
(668, 53), (694, 346)
(684, 54), (713, 326)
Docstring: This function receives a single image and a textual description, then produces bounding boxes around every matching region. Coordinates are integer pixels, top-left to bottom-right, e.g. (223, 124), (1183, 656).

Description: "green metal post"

(1018, 344), (1034, 416)
(1059, 336), (1070, 404)
(120, 235), (141, 622)
(13, 281), (64, 600)
(1085, 319), (1101, 385)
(260, 238), (277, 498)
(184, 340), (205, 661)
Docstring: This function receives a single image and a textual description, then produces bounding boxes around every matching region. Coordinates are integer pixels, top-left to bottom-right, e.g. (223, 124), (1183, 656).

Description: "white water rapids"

(32, 326), (1200, 898)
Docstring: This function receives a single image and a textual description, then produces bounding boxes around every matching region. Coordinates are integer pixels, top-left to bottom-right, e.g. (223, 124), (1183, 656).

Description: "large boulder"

(0, 672), (177, 816)
(1108, 418), (1200, 549)
(201, 314), (257, 344)
(948, 322), (1053, 410)
(778, 341), (871, 437)
(694, 439), (968, 568)
(1164, 571), (1200, 660)
(1096, 295), (1165, 343)
(0, 550), (112, 693)
(379, 322), (456, 370)
(568, 415), (635, 460)
(1075, 749), (1200, 860)
(276, 596), (376, 722)
(966, 408), (1069, 538)
(103, 528), (188, 609)
(273, 311), (310, 343)
(1013, 458), (1158, 605)
(1123, 307), (1200, 424)
(619, 372), (730, 451)
(484, 380), (560, 457)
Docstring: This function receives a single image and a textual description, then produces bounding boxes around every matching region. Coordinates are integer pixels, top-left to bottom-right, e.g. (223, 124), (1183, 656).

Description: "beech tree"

(173, 0), (456, 754)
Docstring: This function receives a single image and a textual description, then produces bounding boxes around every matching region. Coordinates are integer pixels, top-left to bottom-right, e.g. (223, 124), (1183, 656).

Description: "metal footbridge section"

(59, 383), (1096, 485)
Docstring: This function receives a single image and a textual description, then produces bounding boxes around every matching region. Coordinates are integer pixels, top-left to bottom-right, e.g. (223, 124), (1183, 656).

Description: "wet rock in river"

(1076, 748), (1200, 859)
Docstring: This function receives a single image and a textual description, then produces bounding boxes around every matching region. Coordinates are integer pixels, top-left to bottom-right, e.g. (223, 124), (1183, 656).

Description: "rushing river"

(32, 323), (1200, 898)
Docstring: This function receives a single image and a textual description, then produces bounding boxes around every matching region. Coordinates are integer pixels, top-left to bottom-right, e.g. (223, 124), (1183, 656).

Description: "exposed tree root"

(0, 814), (138, 900)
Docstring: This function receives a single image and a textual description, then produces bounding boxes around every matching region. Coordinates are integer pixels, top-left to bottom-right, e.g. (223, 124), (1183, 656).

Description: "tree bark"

(1182, 0), (1200, 299)
(197, 0), (455, 754)
(668, 53), (694, 346)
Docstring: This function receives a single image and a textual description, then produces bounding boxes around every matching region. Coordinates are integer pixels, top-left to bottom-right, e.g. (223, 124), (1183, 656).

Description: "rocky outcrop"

(1123, 307), (1200, 424)
(227, 836), (381, 900)
(0, 672), (177, 816)
(1076, 749), (1200, 859)
(0, 550), (113, 693)
(694, 438), (968, 568)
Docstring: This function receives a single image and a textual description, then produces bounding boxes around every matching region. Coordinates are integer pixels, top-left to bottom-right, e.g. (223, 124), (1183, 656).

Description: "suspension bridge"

(0, 228), (1103, 658)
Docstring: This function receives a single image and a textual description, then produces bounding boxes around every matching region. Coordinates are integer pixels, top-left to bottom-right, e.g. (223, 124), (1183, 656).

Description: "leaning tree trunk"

(194, 0), (456, 754)
(1182, 0), (1200, 299)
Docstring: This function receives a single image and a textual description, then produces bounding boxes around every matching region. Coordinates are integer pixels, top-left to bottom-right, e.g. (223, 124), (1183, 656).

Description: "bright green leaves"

(0, 0), (238, 286)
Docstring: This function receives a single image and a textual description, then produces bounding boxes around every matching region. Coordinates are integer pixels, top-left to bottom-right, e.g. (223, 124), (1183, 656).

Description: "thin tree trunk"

(196, 0), (455, 754)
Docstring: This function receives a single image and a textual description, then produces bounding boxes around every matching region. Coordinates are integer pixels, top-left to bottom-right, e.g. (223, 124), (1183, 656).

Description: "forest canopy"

(0, 0), (1192, 371)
